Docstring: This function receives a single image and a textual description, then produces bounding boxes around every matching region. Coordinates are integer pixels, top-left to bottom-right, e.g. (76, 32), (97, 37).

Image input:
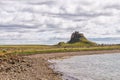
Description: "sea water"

(50, 53), (120, 80)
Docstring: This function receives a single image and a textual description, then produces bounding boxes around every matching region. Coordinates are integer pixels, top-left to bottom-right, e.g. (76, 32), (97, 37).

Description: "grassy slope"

(57, 36), (97, 47)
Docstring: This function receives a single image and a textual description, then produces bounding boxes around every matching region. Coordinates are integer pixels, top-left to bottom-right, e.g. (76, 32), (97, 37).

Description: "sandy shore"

(0, 50), (120, 80)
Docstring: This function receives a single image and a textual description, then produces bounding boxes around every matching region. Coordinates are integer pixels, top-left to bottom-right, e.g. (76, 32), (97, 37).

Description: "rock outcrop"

(58, 31), (96, 47)
(68, 31), (88, 43)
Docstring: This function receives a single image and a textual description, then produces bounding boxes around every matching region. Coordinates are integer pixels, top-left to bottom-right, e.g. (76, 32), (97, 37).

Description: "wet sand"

(0, 50), (120, 80)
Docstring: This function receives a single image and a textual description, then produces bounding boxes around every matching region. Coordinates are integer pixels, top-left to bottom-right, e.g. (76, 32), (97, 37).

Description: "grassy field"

(0, 44), (120, 56)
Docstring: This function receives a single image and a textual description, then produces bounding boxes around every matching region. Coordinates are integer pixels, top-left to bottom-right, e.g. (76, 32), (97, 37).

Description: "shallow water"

(50, 53), (120, 80)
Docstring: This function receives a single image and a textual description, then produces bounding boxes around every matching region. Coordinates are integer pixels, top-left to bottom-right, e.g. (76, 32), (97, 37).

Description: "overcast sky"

(0, 0), (120, 45)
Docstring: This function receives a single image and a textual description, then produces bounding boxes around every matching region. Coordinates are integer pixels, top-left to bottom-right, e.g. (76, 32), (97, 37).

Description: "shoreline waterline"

(49, 52), (120, 80)
(46, 50), (120, 80)
(1, 50), (119, 80)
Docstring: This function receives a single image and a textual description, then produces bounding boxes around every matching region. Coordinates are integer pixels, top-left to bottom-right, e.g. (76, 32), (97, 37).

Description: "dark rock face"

(68, 31), (86, 43)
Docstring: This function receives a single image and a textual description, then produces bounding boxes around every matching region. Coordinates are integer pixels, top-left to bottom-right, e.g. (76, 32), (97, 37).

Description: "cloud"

(0, 0), (120, 44)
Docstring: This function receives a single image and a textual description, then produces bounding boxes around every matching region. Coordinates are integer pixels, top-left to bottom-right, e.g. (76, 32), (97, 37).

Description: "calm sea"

(50, 53), (120, 80)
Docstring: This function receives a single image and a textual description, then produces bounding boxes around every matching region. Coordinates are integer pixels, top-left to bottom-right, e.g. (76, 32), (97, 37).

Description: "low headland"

(0, 31), (120, 80)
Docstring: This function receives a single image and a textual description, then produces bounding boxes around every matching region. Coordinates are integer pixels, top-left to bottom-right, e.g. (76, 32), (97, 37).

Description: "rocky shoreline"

(0, 50), (120, 80)
(0, 54), (61, 80)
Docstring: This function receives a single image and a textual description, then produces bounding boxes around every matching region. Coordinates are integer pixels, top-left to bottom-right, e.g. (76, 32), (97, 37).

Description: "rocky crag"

(58, 31), (96, 47)
(68, 31), (88, 43)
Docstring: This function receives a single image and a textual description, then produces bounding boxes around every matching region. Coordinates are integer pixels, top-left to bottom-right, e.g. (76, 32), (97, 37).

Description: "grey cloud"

(20, 7), (33, 13)
(116, 30), (120, 33)
(0, 24), (35, 32)
(0, 24), (34, 29)
(49, 37), (68, 41)
(104, 4), (120, 10)
(43, 11), (112, 22)
(28, 0), (56, 6)
(46, 23), (58, 29)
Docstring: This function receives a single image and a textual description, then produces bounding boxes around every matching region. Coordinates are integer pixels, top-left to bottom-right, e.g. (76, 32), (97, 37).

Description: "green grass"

(0, 45), (55, 55)
(57, 42), (96, 47)
(57, 43), (97, 48)
(0, 44), (120, 56)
